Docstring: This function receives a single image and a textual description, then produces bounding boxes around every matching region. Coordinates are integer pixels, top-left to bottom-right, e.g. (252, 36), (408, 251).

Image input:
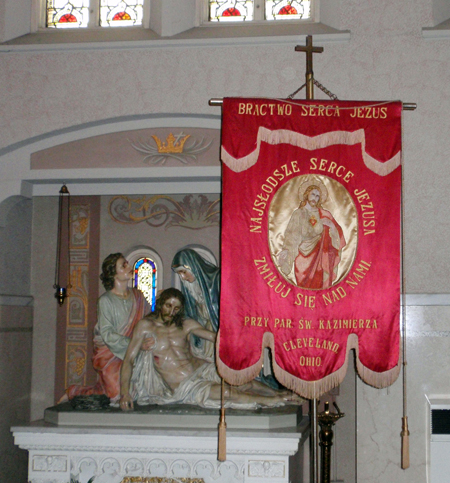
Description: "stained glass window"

(133, 257), (157, 310)
(100, 0), (144, 27)
(265, 0), (311, 20)
(47, 0), (90, 28)
(47, 0), (144, 28)
(209, 0), (254, 22)
(209, 0), (311, 22)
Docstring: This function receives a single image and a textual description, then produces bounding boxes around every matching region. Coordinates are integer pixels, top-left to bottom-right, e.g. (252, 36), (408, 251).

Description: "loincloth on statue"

(170, 361), (222, 407)
(129, 353), (275, 410)
(129, 350), (293, 410)
(129, 351), (222, 408)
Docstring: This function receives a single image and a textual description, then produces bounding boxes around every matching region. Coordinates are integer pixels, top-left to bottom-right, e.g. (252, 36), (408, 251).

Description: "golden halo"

(297, 176), (329, 204)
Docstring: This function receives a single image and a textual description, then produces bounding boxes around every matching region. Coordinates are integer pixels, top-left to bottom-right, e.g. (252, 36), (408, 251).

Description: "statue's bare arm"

(120, 318), (154, 411)
(184, 318), (216, 343)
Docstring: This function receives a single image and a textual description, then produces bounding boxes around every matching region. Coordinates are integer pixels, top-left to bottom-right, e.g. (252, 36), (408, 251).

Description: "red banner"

(217, 98), (402, 398)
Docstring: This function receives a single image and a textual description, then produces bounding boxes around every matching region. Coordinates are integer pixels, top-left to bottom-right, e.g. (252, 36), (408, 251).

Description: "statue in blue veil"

(172, 248), (280, 390)
(172, 248), (220, 359)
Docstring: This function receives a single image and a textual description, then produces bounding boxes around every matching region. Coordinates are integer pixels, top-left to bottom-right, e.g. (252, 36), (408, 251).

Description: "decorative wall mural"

(130, 132), (213, 165)
(109, 195), (220, 230)
(65, 204), (91, 388)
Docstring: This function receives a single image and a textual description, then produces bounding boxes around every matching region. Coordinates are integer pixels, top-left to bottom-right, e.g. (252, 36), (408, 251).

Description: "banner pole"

(299, 54), (320, 483)
(303, 67), (320, 483)
(310, 398), (319, 483)
(209, 98), (417, 110)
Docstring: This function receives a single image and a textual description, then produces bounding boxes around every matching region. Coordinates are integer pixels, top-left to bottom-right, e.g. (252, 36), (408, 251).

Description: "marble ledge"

(0, 25), (350, 53)
(11, 417), (309, 440)
(404, 294), (450, 306)
(423, 17), (450, 39)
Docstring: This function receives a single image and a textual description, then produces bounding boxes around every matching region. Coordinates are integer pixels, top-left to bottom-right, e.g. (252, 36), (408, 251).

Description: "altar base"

(12, 406), (309, 483)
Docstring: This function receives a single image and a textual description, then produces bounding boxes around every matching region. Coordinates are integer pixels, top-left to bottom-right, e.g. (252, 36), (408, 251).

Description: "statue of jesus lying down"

(119, 288), (303, 411)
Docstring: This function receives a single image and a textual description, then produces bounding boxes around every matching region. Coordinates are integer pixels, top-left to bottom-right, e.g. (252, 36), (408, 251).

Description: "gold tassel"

(218, 378), (227, 462)
(401, 416), (410, 469)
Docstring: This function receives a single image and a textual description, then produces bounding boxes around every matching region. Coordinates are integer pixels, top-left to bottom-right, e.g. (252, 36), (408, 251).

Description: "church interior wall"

(0, 0), (450, 481)
(2, 0), (31, 43)
(0, 312), (32, 483)
(30, 196), (58, 420)
(0, 197), (32, 296)
(431, 0), (450, 25)
(0, 196), (33, 481)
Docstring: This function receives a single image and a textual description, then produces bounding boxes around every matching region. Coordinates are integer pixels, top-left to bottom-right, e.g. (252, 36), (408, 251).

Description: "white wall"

(1, 0), (31, 42)
(0, 196), (33, 482)
(150, 0), (197, 36)
(357, 304), (450, 483)
(431, 0), (450, 25)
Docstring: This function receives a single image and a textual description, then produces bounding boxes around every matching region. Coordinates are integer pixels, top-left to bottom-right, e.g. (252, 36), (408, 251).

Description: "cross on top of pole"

(295, 35), (324, 100)
(295, 35), (323, 75)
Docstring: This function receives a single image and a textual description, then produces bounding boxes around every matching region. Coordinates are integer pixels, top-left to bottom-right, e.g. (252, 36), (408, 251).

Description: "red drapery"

(218, 98), (402, 399)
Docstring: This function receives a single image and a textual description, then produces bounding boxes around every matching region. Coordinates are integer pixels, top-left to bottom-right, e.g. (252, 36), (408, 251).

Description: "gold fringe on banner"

(216, 332), (402, 400)
(221, 127), (401, 177)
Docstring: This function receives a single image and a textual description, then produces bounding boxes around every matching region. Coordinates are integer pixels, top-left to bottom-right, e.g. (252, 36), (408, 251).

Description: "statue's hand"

(141, 336), (156, 351)
(120, 393), (134, 412)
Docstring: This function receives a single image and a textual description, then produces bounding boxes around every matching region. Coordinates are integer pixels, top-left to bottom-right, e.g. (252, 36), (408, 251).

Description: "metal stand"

(318, 402), (345, 483)
(310, 399), (319, 483)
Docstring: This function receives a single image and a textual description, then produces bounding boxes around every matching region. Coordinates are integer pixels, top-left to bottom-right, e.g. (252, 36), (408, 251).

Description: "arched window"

(125, 247), (163, 311)
(46, 0), (145, 29)
(132, 257), (157, 310)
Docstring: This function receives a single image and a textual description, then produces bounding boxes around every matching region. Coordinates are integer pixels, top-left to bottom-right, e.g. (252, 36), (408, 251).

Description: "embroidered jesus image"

(269, 175), (358, 290)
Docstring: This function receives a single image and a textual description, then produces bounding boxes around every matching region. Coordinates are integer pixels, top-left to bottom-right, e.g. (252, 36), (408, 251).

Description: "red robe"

(294, 208), (346, 289)
(66, 288), (147, 400)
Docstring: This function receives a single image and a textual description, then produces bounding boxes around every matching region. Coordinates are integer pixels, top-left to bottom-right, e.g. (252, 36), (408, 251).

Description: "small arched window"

(133, 257), (157, 311)
(126, 247), (163, 311)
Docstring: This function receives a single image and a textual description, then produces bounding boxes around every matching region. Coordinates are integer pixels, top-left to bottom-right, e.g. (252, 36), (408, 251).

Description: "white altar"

(12, 405), (309, 483)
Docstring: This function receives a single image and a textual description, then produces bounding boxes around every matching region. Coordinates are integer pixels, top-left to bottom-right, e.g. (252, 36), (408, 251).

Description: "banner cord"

(278, 99), (400, 110)
(288, 78), (338, 100)
(400, 112), (410, 469)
